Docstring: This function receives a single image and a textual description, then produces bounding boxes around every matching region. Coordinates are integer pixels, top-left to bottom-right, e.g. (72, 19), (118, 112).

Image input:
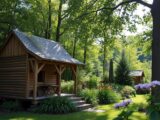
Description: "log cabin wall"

(0, 35), (27, 99)
(0, 56), (27, 98)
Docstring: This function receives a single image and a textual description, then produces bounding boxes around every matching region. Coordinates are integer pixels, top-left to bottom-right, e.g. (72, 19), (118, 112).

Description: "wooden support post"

(55, 64), (61, 96)
(33, 60), (38, 101)
(58, 66), (61, 96)
(54, 64), (66, 96)
(72, 65), (77, 94)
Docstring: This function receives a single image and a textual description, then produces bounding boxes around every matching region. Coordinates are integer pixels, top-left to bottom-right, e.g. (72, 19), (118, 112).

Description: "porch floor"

(27, 93), (75, 100)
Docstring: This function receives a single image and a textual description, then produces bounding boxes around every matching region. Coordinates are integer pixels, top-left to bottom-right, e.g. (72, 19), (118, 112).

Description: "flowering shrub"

(135, 80), (160, 90)
(120, 86), (136, 98)
(114, 99), (132, 109)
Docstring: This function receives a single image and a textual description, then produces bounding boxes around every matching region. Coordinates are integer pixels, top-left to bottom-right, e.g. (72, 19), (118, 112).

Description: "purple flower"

(114, 99), (132, 109)
(135, 83), (151, 90)
(134, 80), (160, 90)
(151, 80), (160, 87)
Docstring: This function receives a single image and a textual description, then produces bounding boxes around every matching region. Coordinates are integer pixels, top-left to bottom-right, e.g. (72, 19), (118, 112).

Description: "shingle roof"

(129, 70), (144, 77)
(13, 29), (83, 65)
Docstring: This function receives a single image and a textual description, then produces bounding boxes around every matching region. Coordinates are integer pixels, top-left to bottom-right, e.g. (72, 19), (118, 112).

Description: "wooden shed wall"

(0, 56), (27, 98)
(28, 65), (58, 92)
(0, 35), (26, 57)
(44, 65), (58, 84)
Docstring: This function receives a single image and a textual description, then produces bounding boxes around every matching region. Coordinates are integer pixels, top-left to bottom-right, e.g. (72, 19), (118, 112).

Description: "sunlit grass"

(0, 95), (149, 120)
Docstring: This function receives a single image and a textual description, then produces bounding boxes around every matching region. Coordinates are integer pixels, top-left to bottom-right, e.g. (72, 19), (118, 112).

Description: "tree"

(115, 50), (132, 85)
(81, 0), (160, 103)
(109, 58), (114, 83)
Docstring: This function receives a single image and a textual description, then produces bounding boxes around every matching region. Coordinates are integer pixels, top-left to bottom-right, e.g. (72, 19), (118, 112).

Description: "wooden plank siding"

(28, 64), (58, 97)
(44, 65), (58, 85)
(0, 35), (26, 57)
(0, 56), (27, 98)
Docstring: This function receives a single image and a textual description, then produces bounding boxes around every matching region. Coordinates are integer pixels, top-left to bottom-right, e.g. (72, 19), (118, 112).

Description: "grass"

(0, 95), (149, 120)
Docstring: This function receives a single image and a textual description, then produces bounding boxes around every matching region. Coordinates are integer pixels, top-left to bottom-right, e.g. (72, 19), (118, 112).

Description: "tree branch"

(76, 0), (152, 20)
(136, 0), (152, 8)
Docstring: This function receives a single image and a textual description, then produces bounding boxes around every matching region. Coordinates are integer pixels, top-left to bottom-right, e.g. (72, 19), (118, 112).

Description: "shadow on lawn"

(0, 111), (109, 120)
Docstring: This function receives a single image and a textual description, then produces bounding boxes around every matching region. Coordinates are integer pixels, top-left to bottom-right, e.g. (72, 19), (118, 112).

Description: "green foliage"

(120, 86), (136, 98)
(147, 103), (160, 120)
(98, 90), (121, 104)
(79, 89), (98, 106)
(0, 100), (22, 112)
(115, 50), (132, 85)
(32, 97), (76, 114)
(86, 75), (99, 89)
(76, 69), (90, 91)
(61, 80), (74, 93)
(114, 110), (134, 120)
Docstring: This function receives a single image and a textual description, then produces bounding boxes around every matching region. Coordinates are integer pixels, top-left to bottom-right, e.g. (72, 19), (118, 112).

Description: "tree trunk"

(83, 39), (87, 64)
(103, 44), (107, 82)
(151, 0), (160, 103)
(56, 0), (62, 42)
(109, 58), (114, 83)
(45, 0), (52, 39)
(72, 36), (77, 58)
(48, 0), (52, 39)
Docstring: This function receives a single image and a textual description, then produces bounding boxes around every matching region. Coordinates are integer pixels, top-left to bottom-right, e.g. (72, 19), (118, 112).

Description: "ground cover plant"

(31, 97), (77, 114)
(0, 95), (148, 120)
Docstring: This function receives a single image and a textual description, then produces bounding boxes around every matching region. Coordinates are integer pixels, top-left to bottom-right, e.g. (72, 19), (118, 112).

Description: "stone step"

(76, 104), (92, 110)
(62, 94), (75, 97)
(68, 96), (82, 101)
(65, 94), (93, 111)
(72, 100), (86, 105)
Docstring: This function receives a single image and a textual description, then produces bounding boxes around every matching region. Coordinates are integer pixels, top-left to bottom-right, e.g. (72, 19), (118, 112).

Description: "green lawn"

(0, 95), (148, 120)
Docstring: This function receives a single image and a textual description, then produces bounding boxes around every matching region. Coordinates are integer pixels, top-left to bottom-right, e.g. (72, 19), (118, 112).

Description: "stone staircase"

(65, 94), (92, 111)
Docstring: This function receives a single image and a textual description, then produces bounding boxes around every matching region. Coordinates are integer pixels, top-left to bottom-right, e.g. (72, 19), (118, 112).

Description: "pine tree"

(115, 50), (132, 85)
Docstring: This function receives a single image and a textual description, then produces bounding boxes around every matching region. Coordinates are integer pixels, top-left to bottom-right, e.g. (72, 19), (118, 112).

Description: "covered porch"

(27, 58), (78, 101)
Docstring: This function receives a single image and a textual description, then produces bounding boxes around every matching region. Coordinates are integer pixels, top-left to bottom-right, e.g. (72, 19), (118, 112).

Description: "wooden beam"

(71, 66), (77, 77)
(54, 64), (60, 75)
(58, 65), (62, 96)
(61, 66), (66, 74)
(38, 63), (45, 73)
(26, 55), (29, 98)
(29, 60), (35, 72)
(33, 60), (38, 100)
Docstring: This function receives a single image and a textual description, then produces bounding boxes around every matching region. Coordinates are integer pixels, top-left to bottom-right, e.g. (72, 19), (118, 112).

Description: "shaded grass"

(0, 95), (149, 120)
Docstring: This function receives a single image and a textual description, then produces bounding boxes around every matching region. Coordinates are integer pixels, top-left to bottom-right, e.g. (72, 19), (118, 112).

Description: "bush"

(79, 89), (98, 106)
(32, 97), (76, 114)
(0, 100), (22, 111)
(61, 80), (74, 93)
(86, 76), (99, 89)
(98, 90), (121, 104)
(120, 86), (136, 98)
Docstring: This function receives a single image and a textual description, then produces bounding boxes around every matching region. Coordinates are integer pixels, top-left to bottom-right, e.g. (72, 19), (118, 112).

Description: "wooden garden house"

(0, 29), (83, 101)
(129, 70), (145, 85)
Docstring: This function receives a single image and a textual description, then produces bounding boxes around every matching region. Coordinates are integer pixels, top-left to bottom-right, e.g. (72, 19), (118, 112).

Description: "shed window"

(38, 71), (45, 82)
